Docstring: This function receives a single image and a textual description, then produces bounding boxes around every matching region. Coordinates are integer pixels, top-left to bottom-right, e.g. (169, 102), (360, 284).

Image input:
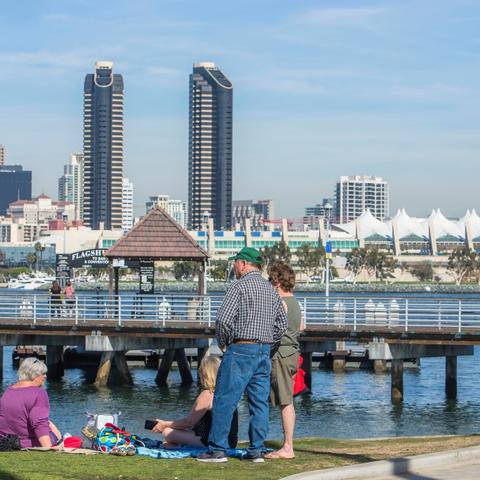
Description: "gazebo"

(99, 206), (209, 386)
(105, 206), (209, 295)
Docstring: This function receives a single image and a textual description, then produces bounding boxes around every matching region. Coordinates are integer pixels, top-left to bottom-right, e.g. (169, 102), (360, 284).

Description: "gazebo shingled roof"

(105, 206), (208, 260)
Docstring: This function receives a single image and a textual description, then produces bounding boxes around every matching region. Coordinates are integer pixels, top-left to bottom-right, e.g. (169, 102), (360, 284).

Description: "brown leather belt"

(233, 339), (260, 344)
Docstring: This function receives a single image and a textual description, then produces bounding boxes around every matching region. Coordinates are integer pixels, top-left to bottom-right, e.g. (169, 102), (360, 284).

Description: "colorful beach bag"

(94, 423), (137, 456)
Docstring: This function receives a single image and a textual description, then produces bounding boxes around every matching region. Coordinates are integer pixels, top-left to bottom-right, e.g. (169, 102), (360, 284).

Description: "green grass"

(0, 436), (479, 480)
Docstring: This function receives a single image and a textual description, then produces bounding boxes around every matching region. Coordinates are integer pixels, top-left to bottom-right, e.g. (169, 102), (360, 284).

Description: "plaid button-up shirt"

(216, 270), (288, 347)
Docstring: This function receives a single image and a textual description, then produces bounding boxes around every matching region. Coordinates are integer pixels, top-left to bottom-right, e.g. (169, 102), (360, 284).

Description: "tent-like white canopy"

(334, 208), (480, 242)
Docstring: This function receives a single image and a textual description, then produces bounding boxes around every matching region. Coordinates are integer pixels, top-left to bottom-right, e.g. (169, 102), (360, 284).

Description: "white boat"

(7, 272), (53, 290)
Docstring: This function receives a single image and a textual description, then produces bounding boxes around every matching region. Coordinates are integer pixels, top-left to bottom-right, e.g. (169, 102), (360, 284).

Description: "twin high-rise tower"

(83, 61), (124, 230)
(188, 62), (233, 230)
(81, 61), (232, 231)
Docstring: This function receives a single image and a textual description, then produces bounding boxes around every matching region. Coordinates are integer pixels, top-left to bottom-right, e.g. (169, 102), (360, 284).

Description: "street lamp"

(62, 213), (68, 254)
(324, 203), (333, 297)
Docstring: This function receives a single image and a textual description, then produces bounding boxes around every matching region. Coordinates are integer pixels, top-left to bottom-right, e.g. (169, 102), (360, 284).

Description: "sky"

(0, 0), (479, 219)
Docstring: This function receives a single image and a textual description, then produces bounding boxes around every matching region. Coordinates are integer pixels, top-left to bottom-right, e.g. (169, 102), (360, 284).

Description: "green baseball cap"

(228, 247), (263, 265)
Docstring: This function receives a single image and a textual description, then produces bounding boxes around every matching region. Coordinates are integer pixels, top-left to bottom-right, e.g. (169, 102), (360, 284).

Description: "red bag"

(63, 436), (83, 448)
(293, 354), (309, 397)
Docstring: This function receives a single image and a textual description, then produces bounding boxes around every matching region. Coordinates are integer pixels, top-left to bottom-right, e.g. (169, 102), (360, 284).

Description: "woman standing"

(49, 281), (62, 318)
(265, 262), (304, 459)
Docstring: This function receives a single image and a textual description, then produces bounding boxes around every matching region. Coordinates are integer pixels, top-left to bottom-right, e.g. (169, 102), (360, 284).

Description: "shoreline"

(1, 281), (478, 294)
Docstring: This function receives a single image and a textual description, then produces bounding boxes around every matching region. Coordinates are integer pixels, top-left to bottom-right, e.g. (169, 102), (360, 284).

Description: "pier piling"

(445, 355), (457, 400)
(391, 359), (404, 403)
(0, 346), (3, 380)
(94, 351), (114, 387)
(155, 349), (176, 385)
(175, 348), (193, 385)
(114, 351), (133, 385)
(374, 360), (387, 373)
(46, 345), (64, 381)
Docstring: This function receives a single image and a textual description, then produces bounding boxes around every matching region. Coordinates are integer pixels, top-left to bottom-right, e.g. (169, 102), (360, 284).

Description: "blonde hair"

(198, 355), (221, 392)
(18, 357), (47, 381)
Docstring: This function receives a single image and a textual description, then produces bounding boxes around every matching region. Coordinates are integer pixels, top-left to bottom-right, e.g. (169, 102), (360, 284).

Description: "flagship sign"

(69, 249), (109, 268)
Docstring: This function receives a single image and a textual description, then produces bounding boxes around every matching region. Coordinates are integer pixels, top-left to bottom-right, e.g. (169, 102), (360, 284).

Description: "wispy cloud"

(294, 7), (386, 26)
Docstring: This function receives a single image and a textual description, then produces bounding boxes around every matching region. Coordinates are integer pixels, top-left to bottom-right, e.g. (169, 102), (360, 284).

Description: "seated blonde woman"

(0, 358), (61, 447)
(153, 355), (238, 448)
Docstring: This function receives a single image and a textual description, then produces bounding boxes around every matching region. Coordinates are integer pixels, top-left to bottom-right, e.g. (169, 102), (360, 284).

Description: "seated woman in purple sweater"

(0, 357), (61, 448)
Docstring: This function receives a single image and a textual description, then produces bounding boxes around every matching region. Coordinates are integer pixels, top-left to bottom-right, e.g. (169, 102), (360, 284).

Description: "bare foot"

(264, 448), (295, 459)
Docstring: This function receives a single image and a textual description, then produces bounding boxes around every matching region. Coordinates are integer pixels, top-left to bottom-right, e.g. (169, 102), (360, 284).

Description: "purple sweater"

(0, 386), (51, 447)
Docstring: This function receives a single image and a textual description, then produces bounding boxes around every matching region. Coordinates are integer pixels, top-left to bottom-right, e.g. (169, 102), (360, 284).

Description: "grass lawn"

(0, 435), (479, 480)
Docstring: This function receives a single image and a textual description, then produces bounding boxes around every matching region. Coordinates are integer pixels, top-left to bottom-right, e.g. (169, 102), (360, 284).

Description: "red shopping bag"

(293, 354), (309, 397)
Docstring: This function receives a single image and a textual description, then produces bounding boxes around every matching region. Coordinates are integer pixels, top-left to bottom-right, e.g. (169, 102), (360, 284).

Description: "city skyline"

(0, 1), (479, 219)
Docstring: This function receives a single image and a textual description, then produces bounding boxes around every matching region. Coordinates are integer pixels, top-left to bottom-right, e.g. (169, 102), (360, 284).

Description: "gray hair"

(18, 357), (47, 381)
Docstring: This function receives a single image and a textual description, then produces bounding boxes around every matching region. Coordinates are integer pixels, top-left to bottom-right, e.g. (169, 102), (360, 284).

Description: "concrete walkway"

(281, 445), (480, 480)
(370, 458), (480, 479)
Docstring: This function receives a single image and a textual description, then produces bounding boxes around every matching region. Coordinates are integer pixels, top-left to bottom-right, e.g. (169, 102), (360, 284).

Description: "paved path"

(368, 458), (480, 480)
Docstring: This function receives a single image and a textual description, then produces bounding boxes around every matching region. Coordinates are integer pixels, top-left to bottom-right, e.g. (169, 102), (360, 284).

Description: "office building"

(304, 198), (336, 227)
(58, 153), (84, 221)
(335, 176), (389, 223)
(122, 177), (134, 233)
(232, 199), (274, 230)
(83, 61), (124, 230)
(0, 165), (32, 216)
(146, 194), (187, 229)
(188, 62), (233, 230)
(0, 145), (5, 165)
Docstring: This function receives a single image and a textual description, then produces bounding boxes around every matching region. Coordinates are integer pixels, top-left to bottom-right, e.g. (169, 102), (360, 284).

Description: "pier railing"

(0, 293), (479, 332)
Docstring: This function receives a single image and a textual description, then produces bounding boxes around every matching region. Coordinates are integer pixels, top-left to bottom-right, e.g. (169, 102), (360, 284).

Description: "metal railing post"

(75, 296), (78, 325)
(207, 297), (212, 327)
(162, 298), (166, 327)
(353, 299), (357, 331)
(118, 296), (122, 327)
(458, 300), (462, 333)
(33, 295), (37, 325)
(303, 297), (307, 327)
(405, 299), (409, 332)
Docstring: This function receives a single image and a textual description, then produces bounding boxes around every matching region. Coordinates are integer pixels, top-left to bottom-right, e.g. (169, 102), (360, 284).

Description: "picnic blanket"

(24, 446), (98, 455)
(137, 446), (266, 460)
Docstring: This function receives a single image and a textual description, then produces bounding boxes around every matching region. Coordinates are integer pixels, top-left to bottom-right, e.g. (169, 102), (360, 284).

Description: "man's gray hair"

(18, 357), (47, 381)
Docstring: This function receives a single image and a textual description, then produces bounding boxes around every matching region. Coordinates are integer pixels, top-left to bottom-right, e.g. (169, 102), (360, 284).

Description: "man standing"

(197, 247), (288, 463)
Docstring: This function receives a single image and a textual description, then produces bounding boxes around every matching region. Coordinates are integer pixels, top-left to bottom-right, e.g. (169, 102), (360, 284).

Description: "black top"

(193, 409), (238, 448)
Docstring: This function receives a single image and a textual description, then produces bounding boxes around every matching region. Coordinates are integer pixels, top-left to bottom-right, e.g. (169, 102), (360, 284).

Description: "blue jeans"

(208, 343), (271, 455)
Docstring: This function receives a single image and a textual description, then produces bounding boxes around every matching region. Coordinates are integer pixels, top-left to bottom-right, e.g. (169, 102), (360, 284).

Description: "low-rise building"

(7, 195), (75, 242)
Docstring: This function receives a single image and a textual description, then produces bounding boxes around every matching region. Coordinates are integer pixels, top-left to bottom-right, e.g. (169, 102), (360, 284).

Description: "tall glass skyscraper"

(188, 62), (233, 230)
(83, 61), (124, 230)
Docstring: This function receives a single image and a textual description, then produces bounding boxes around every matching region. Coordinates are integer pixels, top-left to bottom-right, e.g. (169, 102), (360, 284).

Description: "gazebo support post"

(114, 267), (120, 297)
(155, 349), (176, 385)
(108, 259), (114, 296)
(197, 259), (207, 295)
(175, 348), (193, 385)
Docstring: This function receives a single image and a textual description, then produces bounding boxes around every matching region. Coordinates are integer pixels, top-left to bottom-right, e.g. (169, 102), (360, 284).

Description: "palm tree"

(34, 242), (45, 271)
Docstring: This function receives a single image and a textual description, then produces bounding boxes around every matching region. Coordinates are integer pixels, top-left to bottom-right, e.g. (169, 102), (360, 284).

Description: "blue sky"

(0, 0), (479, 219)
